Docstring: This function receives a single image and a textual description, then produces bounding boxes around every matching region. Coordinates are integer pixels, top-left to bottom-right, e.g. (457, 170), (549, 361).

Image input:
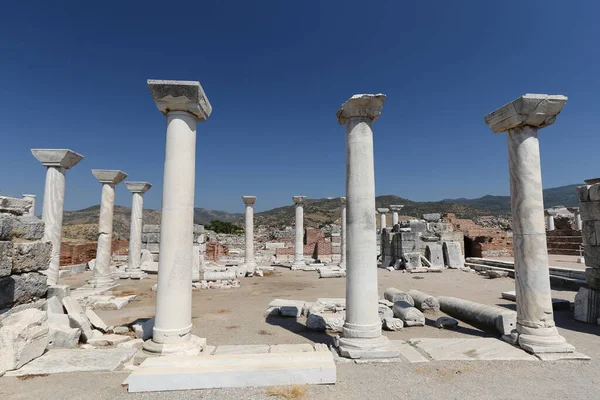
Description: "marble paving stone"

(213, 344), (270, 355)
(409, 338), (538, 361)
(87, 334), (131, 346)
(535, 351), (591, 361)
(5, 348), (137, 376)
(123, 351), (336, 392)
(389, 340), (430, 363)
(270, 344), (315, 353)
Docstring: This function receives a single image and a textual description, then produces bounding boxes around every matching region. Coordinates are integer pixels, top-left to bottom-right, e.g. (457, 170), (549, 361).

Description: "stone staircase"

(546, 229), (583, 256)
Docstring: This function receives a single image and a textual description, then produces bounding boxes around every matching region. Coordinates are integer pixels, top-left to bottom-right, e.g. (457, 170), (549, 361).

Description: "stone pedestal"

(22, 195), (36, 217)
(339, 197), (346, 269)
(390, 205), (403, 227)
(123, 182), (152, 278)
(292, 196), (306, 270)
(335, 94), (398, 359)
(547, 215), (555, 231)
(31, 149), (84, 286)
(242, 196), (257, 274)
(377, 208), (389, 230)
(484, 94), (573, 354)
(143, 79), (211, 356)
(88, 170), (127, 288)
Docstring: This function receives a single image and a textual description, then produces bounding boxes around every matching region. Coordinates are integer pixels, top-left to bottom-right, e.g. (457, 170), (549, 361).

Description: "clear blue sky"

(1, 1), (598, 214)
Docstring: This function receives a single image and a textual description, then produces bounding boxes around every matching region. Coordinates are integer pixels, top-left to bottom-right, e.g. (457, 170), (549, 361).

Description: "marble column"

(31, 149), (84, 286)
(124, 182), (152, 277)
(22, 194), (36, 217)
(377, 208), (389, 230)
(546, 215), (555, 231)
(339, 197), (347, 269)
(292, 196), (306, 270)
(144, 79), (212, 356)
(390, 204), (404, 227)
(242, 196), (257, 274)
(88, 170), (127, 288)
(484, 93), (574, 354)
(335, 94), (398, 359)
(575, 212), (582, 231)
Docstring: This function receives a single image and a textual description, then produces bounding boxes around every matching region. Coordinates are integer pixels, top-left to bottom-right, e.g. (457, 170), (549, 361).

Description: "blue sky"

(1, 1), (598, 214)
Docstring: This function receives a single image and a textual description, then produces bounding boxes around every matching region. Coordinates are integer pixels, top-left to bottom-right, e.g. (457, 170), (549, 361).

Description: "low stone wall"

(0, 196), (50, 310)
(60, 239), (129, 266)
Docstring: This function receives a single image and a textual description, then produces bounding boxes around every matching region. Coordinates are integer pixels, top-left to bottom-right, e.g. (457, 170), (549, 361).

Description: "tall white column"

(390, 204), (403, 227)
(485, 93), (574, 354)
(546, 215), (555, 231)
(292, 196), (306, 270)
(89, 170), (127, 288)
(144, 79), (212, 356)
(339, 196), (347, 269)
(575, 212), (582, 231)
(22, 194), (36, 217)
(124, 182), (152, 276)
(31, 149), (83, 286)
(377, 208), (389, 230)
(242, 196), (257, 273)
(335, 94), (398, 359)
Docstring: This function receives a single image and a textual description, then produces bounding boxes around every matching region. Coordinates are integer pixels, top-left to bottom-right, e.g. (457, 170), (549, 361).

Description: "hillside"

(60, 184), (582, 238)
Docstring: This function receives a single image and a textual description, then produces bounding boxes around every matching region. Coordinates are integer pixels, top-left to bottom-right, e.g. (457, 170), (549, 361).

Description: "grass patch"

(267, 385), (307, 399)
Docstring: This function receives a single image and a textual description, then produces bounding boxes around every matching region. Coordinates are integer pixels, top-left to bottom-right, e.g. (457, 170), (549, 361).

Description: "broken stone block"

(425, 244), (444, 269)
(113, 326), (129, 335)
(585, 267), (600, 289)
(402, 252), (421, 270)
(93, 295), (136, 311)
(0, 272), (48, 309)
(428, 222), (452, 233)
(378, 305), (394, 321)
(87, 334), (131, 347)
(47, 313), (80, 349)
(266, 299), (306, 317)
(133, 317), (155, 340)
(0, 241), (13, 277)
(47, 285), (70, 302)
(0, 215), (45, 241)
(382, 317), (404, 331)
(306, 312), (344, 332)
(85, 309), (108, 332)
(319, 269), (346, 278)
(574, 287), (600, 324)
(435, 316), (459, 329)
(62, 297), (93, 342)
(409, 220), (427, 233)
(0, 196), (33, 216)
(422, 213), (441, 222)
(442, 241), (464, 269)
(407, 290), (440, 313)
(11, 241), (52, 273)
(392, 301), (425, 327)
(384, 288), (415, 306)
(46, 296), (65, 314)
(0, 309), (49, 373)
(118, 338), (144, 349)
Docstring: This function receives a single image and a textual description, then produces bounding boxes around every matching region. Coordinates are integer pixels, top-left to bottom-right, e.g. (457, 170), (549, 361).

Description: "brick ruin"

(60, 239), (129, 266)
(445, 213), (513, 258)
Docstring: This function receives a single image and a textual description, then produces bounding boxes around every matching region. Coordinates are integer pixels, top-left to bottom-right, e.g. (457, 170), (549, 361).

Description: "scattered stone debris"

(435, 316), (459, 329)
(382, 317), (404, 331)
(407, 290), (440, 313)
(392, 301), (425, 327)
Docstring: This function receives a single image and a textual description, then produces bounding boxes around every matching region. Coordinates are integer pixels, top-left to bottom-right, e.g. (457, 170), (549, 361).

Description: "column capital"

(376, 208), (389, 214)
(340, 196), (346, 205)
(148, 79), (212, 121)
(92, 169), (127, 185)
(293, 196), (306, 205)
(484, 93), (567, 134)
(336, 94), (386, 125)
(125, 181), (152, 194)
(584, 178), (600, 185)
(242, 196), (257, 205)
(389, 205), (404, 212)
(31, 149), (83, 169)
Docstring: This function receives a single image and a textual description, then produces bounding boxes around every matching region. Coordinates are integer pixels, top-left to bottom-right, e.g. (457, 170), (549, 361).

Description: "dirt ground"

(1, 266), (599, 400)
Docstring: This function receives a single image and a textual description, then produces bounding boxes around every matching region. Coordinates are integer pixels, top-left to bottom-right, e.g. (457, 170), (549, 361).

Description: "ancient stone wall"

(446, 213), (513, 257)
(0, 196), (50, 310)
(60, 239), (129, 266)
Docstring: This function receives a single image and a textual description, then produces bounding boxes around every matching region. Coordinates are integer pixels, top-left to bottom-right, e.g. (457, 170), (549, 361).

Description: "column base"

(291, 260), (305, 270)
(142, 334), (206, 356)
(513, 326), (575, 354)
(87, 276), (117, 289)
(118, 270), (148, 280)
(334, 335), (399, 359)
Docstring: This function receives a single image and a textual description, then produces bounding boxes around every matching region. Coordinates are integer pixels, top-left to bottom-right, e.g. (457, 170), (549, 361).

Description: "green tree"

(205, 220), (243, 234)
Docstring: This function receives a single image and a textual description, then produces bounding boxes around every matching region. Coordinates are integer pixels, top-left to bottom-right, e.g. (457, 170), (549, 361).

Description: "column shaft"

(42, 167), (66, 286)
(340, 201), (347, 268)
(507, 126), (563, 343)
(344, 117), (380, 339)
(392, 212), (398, 226)
(127, 193), (144, 271)
(93, 183), (115, 286)
(244, 204), (256, 270)
(293, 204), (304, 268)
(153, 111), (196, 344)
(380, 213), (386, 230)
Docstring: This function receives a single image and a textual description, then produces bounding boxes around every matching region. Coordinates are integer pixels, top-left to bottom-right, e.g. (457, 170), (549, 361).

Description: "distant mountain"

(442, 184), (582, 215)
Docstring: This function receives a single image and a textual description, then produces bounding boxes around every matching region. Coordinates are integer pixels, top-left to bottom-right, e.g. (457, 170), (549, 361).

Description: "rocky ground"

(1, 267), (599, 399)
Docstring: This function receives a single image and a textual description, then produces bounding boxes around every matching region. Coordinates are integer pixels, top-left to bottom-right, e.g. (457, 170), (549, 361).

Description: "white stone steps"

(123, 351), (336, 392)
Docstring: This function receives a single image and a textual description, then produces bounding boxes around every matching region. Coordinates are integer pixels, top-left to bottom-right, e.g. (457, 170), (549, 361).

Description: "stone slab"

(270, 344), (315, 353)
(87, 334), (131, 346)
(388, 340), (430, 363)
(409, 338), (537, 361)
(5, 348), (137, 376)
(124, 351), (336, 392)
(213, 344), (270, 355)
(535, 351), (591, 361)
